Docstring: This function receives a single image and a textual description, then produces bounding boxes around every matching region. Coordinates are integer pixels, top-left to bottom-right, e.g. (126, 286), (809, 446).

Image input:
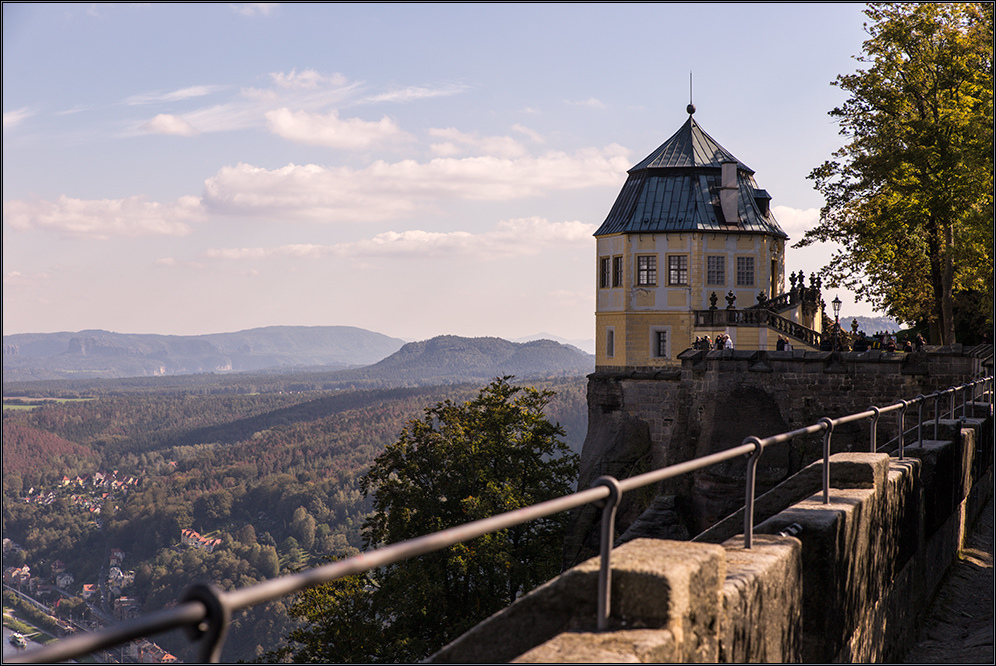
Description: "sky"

(3, 2), (886, 345)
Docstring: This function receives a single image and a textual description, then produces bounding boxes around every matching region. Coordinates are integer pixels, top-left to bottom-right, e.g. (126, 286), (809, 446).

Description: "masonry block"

(513, 628), (677, 663)
(429, 539), (726, 663)
(718, 534), (802, 663)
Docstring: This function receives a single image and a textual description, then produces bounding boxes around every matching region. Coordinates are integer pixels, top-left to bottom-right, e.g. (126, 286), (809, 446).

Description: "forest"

(2, 373), (588, 662)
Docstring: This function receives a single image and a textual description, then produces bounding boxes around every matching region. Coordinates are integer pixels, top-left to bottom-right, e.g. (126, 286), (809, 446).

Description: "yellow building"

(595, 106), (824, 371)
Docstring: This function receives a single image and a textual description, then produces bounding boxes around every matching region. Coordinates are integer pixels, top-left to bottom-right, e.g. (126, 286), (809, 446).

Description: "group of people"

(775, 336), (794, 351)
(850, 331), (927, 353)
(694, 334), (734, 350)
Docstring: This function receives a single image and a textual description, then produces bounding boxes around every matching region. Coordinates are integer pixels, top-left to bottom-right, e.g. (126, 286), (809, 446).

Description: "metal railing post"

(592, 475), (622, 631)
(961, 383), (969, 418)
(869, 406), (881, 452)
(915, 395), (926, 447)
(932, 391), (941, 440)
(898, 400), (908, 460)
(742, 436), (763, 549)
(819, 417), (834, 504)
(181, 583), (231, 664)
(949, 389), (956, 420)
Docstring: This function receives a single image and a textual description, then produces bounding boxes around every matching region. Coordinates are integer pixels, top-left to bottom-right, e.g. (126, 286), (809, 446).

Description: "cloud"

(125, 85), (227, 106)
(3, 107), (33, 130)
(230, 3), (278, 17)
(206, 216), (597, 262)
(265, 108), (409, 148)
(3, 270), (50, 286)
(4, 195), (205, 239)
(771, 205), (820, 236)
(201, 146), (630, 221)
(141, 113), (199, 136)
(362, 84), (468, 104)
(512, 124), (545, 144)
(269, 69), (348, 90)
(566, 97), (607, 109)
(428, 127), (527, 158)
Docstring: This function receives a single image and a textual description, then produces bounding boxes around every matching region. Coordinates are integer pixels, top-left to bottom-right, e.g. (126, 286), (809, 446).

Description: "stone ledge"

(512, 628), (677, 663)
(428, 539), (726, 663)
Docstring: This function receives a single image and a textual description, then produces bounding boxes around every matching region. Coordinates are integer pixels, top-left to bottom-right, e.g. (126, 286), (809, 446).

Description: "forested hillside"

(1, 375), (587, 662)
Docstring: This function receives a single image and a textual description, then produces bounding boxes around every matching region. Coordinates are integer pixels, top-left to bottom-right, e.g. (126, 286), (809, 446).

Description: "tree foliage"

(800, 3), (993, 343)
(278, 377), (580, 663)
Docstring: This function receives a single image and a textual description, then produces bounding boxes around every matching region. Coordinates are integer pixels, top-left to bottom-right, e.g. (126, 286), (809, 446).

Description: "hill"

(1, 326), (406, 381)
(323, 335), (594, 386)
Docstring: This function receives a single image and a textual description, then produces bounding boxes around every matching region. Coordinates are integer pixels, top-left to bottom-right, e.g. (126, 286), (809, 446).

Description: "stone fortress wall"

(428, 344), (992, 663)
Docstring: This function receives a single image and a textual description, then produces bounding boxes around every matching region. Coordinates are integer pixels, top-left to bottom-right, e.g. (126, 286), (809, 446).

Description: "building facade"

(594, 107), (822, 371)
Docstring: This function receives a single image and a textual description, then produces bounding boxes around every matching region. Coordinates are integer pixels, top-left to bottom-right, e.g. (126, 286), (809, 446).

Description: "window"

(606, 328), (615, 357)
(668, 255), (689, 286)
(737, 256), (755, 286)
(599, 258), (610, 288)
(637, 255), (657, 286)
(653, 329), (668, 358)
(707, 256), (725, 285)
(612, 256), (623, 287)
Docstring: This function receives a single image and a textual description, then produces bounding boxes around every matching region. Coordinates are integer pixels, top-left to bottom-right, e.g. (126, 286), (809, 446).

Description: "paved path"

(902, 495), (994, 664)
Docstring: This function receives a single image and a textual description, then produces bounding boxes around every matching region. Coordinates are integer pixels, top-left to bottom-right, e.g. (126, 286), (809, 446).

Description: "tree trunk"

(940, 220), (956, 344)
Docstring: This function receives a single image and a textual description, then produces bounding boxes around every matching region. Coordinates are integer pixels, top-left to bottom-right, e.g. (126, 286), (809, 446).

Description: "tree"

(265, 570), (380, 664)
(277, 377), (579, 662)
(800, 3), (993, 343)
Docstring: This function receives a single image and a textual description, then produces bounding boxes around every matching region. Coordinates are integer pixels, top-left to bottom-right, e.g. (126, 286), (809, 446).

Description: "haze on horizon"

(3, 3), (886, 342)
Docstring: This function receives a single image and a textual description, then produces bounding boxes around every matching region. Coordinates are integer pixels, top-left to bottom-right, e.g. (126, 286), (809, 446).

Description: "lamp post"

(832, 295), (842, 351)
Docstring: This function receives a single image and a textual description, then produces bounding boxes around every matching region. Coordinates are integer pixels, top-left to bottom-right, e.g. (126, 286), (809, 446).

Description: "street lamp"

(832, 295), (842, 350)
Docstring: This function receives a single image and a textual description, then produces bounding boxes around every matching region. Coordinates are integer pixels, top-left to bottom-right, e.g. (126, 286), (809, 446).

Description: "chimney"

(720, 160), (738, 224)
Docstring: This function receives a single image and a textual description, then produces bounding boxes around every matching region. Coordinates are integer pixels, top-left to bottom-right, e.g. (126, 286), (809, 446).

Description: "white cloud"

(269, 69), (348, 90)
(141, 113), (199, 136)
(566, 97), (607, 109)
(512, 124), (545, 144)
(4, 195), (205, 239)
(201, 146), (630, 221)
(772, 205), (821, 237)
(230, 3), (278, 17)
(3, 107), (33, 130)
(428, 127), (527, 158)
(362, 84), (468, 104)
(125, 85), (227, 106)
(3, 270), (50, 286)
(206, 217), (597, 262)
(265, 108), (408, 149)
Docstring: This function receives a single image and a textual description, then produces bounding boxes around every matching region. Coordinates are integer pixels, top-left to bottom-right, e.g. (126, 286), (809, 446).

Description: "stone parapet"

(431, 411), (992, 663)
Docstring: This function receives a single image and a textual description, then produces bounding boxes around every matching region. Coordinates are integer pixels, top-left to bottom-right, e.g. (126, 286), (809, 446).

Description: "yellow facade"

(595, 231), (790, 369)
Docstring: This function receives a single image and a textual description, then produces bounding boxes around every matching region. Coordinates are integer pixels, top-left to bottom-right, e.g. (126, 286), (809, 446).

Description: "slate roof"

(595, 113), (788, 238)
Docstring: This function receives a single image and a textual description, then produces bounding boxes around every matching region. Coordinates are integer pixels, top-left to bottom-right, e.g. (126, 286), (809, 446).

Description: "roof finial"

(686, 71), (696, 115)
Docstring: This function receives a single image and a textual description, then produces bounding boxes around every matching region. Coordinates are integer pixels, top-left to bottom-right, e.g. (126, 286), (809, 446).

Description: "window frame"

(706, 255), (726, 286)
(612, 256), (623, 288)
(667, 254), (689, 286)
(650, 326), (670, 359)
(599, 257), (610, 288)
(736, 256), (755, 287)
(636, 255), (657, 286)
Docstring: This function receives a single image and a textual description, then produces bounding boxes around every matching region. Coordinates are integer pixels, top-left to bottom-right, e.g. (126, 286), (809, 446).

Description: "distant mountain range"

(2, 327), (595, 383)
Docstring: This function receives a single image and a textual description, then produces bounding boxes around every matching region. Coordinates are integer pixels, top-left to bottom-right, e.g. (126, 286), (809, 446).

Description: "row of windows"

(604, 328), (669, 358)
(600, 255), (755, 287)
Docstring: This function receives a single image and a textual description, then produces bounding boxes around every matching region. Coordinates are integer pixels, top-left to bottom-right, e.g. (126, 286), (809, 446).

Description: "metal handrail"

(10, 376), (992, 664)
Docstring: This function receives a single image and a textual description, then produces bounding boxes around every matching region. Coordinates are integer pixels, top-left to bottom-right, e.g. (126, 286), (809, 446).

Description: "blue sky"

(3, 3), (882, 344)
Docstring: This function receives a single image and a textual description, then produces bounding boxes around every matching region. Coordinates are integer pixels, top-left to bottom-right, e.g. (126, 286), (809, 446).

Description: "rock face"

(566, 346), (991, 565)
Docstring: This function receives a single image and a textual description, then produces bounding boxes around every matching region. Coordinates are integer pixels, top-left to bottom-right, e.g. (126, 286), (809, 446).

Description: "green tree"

(266, 570), (380, 664)
(277, 377), (579, 662)
(800, 3), (993, 343)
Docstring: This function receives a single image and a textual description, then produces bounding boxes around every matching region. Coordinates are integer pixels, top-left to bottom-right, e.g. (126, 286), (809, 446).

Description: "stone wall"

(564, 345), (991, 567)
(429, 403), (992, 663)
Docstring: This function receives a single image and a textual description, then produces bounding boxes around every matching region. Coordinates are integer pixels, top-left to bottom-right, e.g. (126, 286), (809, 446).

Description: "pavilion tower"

(593, 106), (822, 371)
